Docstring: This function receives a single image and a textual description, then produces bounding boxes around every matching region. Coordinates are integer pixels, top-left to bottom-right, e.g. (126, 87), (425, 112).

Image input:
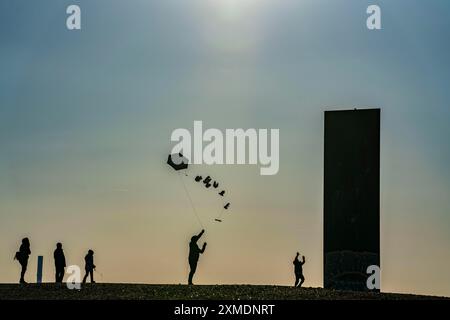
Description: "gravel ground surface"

(0, 284), (447, 300)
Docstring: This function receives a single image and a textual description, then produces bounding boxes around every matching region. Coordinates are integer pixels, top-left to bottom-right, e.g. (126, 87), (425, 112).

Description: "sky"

(0, 0), (450, 297)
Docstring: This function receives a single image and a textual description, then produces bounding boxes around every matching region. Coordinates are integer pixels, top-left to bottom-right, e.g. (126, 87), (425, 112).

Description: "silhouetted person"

(53, 243), (66, 283)
(82, 250), (96, 284)
(14, 238), (31, 284)
(293, 252), (306, 287)
(188, 229), (207, 285)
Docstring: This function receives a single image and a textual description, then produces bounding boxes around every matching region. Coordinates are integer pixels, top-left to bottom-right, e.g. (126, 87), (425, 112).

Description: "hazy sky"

(1, 0), (450, 297)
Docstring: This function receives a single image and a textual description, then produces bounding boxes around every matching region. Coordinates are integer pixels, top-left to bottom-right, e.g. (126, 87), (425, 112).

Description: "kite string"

(178, 172), (204, 228)
(94, 269), (104, 280)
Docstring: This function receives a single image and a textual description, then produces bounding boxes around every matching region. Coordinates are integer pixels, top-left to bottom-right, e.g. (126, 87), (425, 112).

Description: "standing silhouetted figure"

(293, 252), (306, 287)
(14, 238), (31, 284)
(54, 243), (66, 283)
(82, 250), (96, 284)
(188, 229), (207, 285)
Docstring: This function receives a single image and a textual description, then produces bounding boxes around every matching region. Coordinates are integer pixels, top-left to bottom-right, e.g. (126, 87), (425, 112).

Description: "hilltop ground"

(0, 283), (447, 300)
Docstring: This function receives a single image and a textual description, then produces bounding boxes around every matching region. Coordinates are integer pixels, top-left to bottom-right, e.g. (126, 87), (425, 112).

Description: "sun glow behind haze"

(0, 0), (449, 298)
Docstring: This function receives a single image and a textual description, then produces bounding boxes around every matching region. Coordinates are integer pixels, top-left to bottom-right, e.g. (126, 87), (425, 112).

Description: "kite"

(167, 153), (232, 225)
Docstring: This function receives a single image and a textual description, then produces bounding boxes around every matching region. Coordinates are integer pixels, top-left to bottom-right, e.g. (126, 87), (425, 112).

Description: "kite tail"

(216, 206), (226, 220)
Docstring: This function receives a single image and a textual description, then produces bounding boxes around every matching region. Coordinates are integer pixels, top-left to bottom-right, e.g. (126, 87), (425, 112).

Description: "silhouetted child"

(82, 249), (96, 284)
(293, 252), (306, 287)
(14, 238), (31, 284)
(188, 229), (207, 285)
(53, 243), (66, 283)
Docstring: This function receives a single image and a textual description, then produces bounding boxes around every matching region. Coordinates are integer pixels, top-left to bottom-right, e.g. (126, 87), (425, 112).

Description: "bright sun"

(208, 0), (264, 19)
